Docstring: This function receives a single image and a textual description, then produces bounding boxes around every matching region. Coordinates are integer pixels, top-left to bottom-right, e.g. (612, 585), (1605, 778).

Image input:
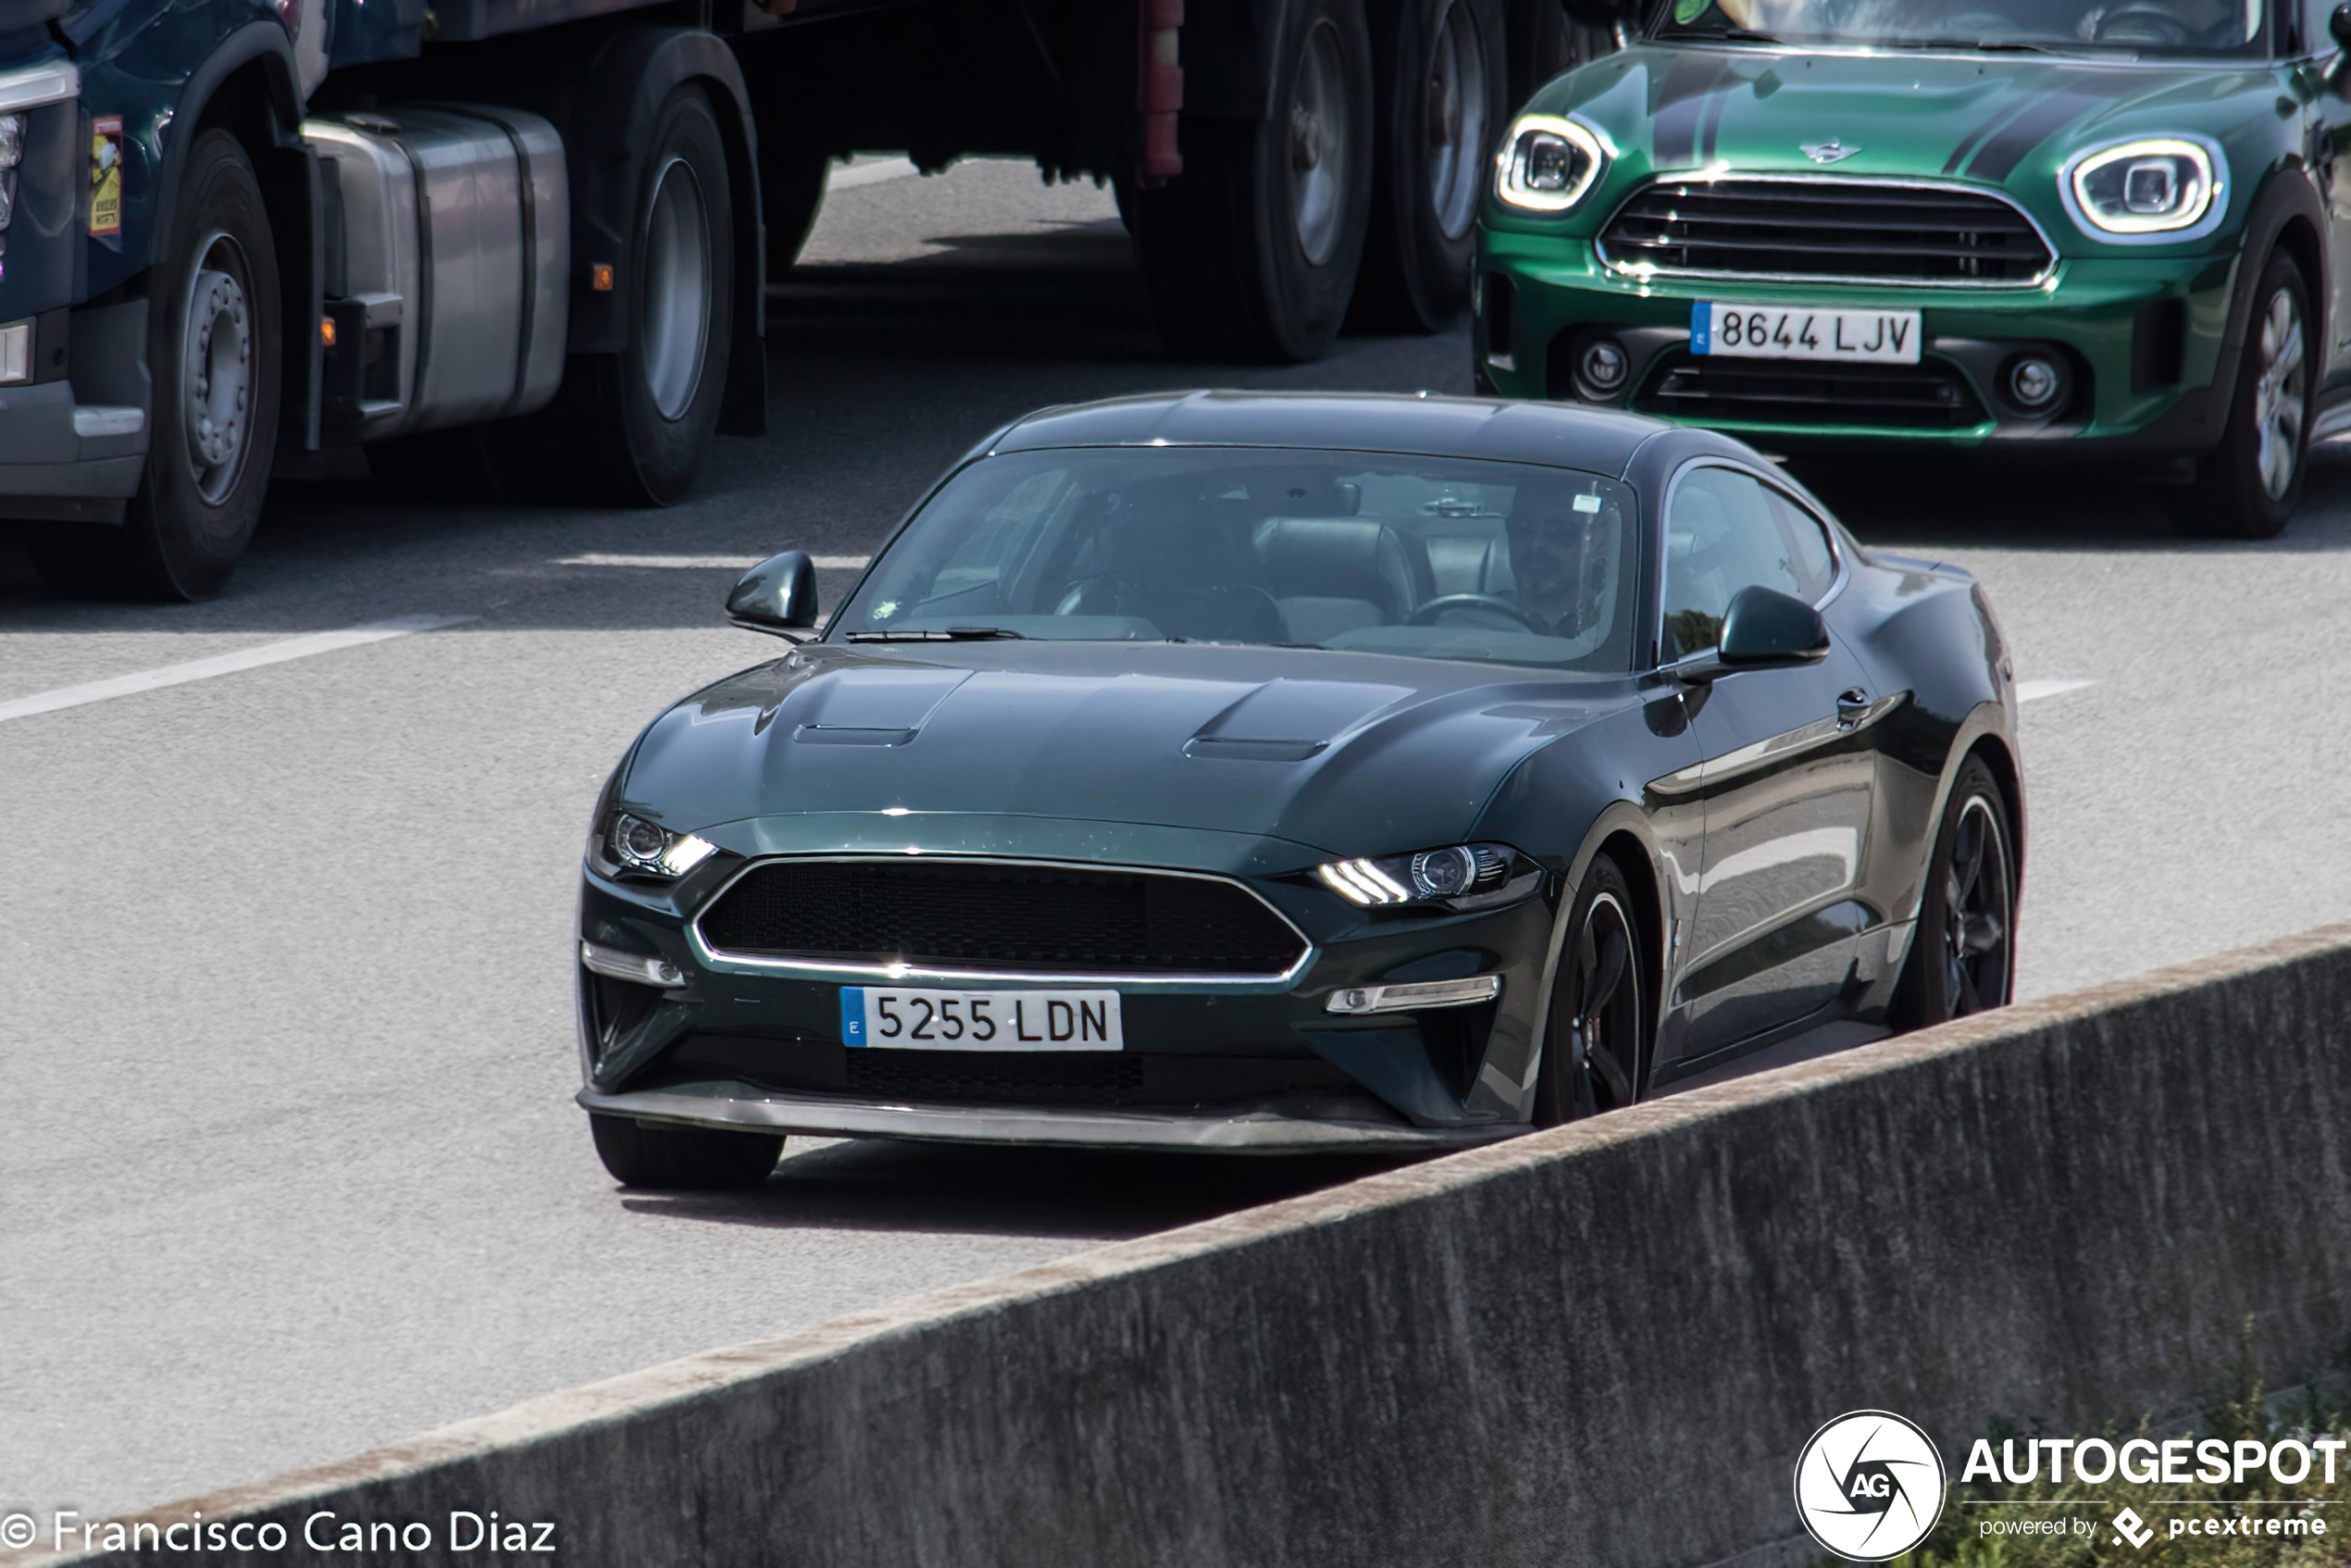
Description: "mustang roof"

(988, 391), (1672, 478)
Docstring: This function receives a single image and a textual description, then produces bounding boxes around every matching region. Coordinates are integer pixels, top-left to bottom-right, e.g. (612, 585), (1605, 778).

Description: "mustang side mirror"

(1674, 586), (1831, 685)
(728, 550), (820, 639)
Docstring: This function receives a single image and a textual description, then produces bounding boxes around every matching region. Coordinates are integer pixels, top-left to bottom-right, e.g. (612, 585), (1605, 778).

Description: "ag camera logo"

(1794, 1410), (1947, 1562)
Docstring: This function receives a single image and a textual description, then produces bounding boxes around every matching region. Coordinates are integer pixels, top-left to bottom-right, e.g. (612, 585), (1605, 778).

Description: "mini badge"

(90, 117), (123, 237)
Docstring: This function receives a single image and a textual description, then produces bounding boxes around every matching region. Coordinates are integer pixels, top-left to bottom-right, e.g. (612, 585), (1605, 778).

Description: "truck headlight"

(2062, 137), (2225, 241)
(606, 812), (717, 878)
(1494, 115), (1608, 215)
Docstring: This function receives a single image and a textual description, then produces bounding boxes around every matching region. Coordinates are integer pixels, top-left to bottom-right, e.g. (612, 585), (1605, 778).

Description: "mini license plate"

(839, 987), (1124, 1052)
(1691, 303), (1922, 365)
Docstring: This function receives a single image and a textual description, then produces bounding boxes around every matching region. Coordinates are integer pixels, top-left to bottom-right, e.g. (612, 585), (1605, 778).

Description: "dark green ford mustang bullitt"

(573, 392), (2024, 1189)
(1476, 0), (2351, 537)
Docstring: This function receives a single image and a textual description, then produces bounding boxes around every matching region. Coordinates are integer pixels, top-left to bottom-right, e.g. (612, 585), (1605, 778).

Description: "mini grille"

(1635, 353), (1987, 430)
(696, 860), (1306, 976)
(846, 1050), (1144, 1108)
(1600, 179), (2052, 285)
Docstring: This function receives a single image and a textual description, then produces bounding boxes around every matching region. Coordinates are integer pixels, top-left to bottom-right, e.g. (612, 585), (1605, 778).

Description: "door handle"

(1835, 688), (1872, 730)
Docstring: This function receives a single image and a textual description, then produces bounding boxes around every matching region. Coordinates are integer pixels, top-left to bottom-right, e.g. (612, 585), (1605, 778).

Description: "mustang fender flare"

(1880, 700), (2024, 978)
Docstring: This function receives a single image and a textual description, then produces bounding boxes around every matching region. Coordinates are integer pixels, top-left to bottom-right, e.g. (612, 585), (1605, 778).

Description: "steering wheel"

(2093, 3), (2196, 44)
(1406, 594), (1556, 635)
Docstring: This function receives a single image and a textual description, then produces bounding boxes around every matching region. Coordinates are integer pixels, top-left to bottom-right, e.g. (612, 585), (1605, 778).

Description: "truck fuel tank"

(305, 106), (568, 442)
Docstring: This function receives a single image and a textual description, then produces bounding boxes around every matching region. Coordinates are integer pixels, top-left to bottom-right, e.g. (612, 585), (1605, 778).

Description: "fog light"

(1580, 339), (1629, 396)
(2007, 355), (2063, 412)
(1326, 975), (1503, 1014)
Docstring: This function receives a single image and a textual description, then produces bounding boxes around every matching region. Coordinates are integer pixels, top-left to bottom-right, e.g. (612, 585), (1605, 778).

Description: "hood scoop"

(786, 666), (972, 746)
(1182, 677), (1414, 764)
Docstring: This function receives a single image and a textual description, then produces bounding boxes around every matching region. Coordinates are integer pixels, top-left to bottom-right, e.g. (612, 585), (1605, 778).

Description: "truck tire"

(1351, 0), (1504, 332)
(34, 131), (280, 602)
(1130, 0), (1375, 363)
(522, 84), (735, 505)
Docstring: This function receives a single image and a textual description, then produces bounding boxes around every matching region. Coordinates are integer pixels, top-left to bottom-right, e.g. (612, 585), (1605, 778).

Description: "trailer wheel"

(34, 131), (280, 602)
(1352, 0), (1504, 332)
(1131, 0), (1375, 363)
(530, 84), (734, 505)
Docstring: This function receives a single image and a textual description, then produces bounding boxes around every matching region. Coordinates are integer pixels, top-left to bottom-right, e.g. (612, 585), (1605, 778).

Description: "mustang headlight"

(2062, 137), (2225, 242)
(1318, 843), (1519, 907)
(606, 812), (717, 878)
(1495, 115), (1608, 215)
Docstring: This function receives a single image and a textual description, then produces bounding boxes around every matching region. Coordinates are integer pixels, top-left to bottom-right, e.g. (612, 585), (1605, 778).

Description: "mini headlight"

(2063, 138), (2224, 241)
(1495, 115), (1608, 215)
(0, 115), (23, 173)
(1319, 843), (1515, 907)
(608, 812), (717, 878)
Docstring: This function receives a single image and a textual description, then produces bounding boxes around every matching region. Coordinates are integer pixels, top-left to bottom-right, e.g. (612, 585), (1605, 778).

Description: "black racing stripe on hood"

(1652, 55), (1732, 168)
(1942, 99), (2031, 175)
(1965, 83), (2103, 183)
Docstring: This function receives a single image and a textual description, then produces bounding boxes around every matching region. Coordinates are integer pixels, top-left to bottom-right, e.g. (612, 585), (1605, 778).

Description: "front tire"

(1534, 854), (1649, 1126)
(1129, 0), (1375, 362)
(590, 1114), (782, 1190)
(2182, 253), (2310, 541)
(34, 131), (280, 601)
(1351, 0), (1504, 332)
(1891, 755), (2018, 1030)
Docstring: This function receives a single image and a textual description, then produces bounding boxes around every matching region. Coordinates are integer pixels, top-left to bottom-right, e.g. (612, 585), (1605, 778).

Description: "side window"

(1661, 468), (1838, 659)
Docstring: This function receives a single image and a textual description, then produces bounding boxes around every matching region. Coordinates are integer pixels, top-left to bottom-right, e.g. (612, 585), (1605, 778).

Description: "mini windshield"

(831, 447), (1644, 672)
(1651, 0), (2267, 55)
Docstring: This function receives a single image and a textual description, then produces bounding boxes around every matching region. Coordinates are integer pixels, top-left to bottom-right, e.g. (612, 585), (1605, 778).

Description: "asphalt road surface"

(6, 157), (2351, 1521)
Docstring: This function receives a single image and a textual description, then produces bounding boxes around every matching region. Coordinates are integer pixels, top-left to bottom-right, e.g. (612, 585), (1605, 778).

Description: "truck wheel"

(2179, 252), (2310, 541)
(1130, 0), (1375, 362)
(1352, 0), (1503, 332)
(34, 131), (280, 601)
(529, 84), (735, 505)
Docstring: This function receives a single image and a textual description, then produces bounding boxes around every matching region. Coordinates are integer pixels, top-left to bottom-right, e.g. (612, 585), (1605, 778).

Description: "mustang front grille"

(1633, 352), (1987, 429)
(1598, 178), (2055, 286)
(696, 860), (1308, 977)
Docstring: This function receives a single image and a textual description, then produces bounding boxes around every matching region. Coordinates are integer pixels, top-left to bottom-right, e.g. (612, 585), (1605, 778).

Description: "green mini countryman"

(1474, 0), (2351, 536)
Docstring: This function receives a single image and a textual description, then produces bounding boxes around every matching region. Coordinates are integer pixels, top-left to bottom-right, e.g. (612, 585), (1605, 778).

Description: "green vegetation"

(1899, 1329), (2351, 1566)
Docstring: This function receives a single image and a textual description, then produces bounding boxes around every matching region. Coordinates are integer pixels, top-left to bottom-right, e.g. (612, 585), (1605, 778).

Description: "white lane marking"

(2016, 678), (2098, 704)
(828, 158), (924, 191)
(0, 614), (476, 726)
(557, 554), (870, 570)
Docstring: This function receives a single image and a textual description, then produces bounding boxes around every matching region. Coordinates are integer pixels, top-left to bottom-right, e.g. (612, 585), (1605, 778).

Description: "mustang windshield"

(832, 447), (1643, 671)
(1651, 0), (2267, 54)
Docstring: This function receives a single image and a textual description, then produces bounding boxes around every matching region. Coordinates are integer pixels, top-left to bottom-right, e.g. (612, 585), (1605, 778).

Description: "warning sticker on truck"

(91, 117), (122, 237)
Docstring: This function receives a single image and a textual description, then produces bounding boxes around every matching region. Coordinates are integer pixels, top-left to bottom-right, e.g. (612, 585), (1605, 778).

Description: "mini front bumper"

(1476, 228), (2240, 455)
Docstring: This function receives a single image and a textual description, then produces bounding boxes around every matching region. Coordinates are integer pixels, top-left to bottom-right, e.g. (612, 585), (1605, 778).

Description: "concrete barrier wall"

(43, 924), (2351, 1567)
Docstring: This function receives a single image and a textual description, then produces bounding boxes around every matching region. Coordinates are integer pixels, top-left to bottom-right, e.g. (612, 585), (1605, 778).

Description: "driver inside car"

(1501, 490), (1624, 641)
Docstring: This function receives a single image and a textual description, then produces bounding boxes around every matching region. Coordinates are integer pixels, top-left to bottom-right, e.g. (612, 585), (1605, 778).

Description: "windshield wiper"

(845, 626), (1027, 642)
(1665, 24), (1780, 42)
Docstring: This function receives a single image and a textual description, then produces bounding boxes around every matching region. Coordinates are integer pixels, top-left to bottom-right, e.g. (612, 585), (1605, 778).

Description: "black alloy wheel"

(1129, 0), (1375, 362)
(1893, 755), (2018, 1029)
(34, 131), (281, 602)
(590, 1114), (783, 1190)
(2182, 251), (2310, 541)
(1352, 0), (1505, 332)
(1535, 854), (1648, 1126)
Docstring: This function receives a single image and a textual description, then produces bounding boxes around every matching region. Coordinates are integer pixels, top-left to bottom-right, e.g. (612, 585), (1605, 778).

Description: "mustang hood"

(1536, 44), (2279, 244)
(619, 643), (1633, 857)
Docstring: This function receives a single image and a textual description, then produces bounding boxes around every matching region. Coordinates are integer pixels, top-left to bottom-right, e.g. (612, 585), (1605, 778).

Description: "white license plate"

(1692, 303), (1922, 365)
(839, 986), (1124, 1051)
